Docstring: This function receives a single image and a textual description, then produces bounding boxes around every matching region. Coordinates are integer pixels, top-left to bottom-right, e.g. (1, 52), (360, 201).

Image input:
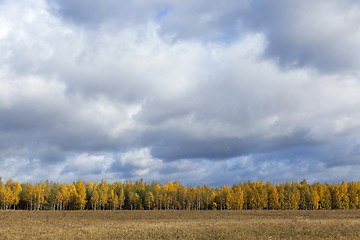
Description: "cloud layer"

(1, 0), (360, 185)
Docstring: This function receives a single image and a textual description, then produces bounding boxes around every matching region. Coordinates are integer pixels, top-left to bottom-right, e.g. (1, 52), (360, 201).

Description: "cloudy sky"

(1, 0), (360, 185)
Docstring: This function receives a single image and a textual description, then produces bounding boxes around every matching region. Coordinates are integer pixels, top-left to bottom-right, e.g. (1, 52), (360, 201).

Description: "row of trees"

(0, 178), (359, 210)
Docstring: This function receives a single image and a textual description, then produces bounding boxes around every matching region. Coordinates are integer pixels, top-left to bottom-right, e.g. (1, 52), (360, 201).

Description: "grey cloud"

(43, 0), (360, 74)
(159, 0), (360, 73)
(47, 0), (165, 27)
(142, 128), (313, 161)
(47, 0), (249, 40)
(242, 0), (360, 73)
(157, 0), (250, 40)
(0, 92), (131, 163)
(2, 0), (360, 184)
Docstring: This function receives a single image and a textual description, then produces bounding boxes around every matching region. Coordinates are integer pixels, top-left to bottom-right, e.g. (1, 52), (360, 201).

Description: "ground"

(0, 210), (360, 239)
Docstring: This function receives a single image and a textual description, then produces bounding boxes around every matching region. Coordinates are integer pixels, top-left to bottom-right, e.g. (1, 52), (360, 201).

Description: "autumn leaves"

(0, 179), (358, 210)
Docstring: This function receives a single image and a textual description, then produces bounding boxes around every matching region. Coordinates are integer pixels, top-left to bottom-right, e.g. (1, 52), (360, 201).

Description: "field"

(0, 210), (360, 239)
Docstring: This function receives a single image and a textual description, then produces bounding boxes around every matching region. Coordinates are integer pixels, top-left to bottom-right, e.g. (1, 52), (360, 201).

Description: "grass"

(0, 210), (360, 239)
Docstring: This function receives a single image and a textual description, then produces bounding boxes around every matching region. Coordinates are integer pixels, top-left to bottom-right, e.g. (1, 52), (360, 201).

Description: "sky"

(1, 0), (360, 186)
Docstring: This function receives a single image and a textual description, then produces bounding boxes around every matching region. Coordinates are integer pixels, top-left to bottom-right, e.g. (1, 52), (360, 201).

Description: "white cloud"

(0, 18), (11, 39)
(1, 0), (360, 184)
(119, 148), (163, 169)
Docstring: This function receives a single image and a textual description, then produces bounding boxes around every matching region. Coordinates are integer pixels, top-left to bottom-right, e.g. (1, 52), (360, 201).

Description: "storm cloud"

(1, 0), (360, 185)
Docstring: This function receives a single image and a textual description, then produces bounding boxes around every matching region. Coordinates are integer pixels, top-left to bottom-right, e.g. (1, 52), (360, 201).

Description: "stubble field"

(0, 210), (360, 239)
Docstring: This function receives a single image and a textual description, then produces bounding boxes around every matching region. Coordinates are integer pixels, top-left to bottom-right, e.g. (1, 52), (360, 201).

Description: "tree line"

(0, 178), (358, 210)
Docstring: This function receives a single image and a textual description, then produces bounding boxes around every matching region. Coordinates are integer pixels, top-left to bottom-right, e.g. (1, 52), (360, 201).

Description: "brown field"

(0, 210), (360, 239)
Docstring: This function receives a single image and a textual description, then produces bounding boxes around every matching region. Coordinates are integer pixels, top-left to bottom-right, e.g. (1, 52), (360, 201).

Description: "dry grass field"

(0, 210), (360, 239)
